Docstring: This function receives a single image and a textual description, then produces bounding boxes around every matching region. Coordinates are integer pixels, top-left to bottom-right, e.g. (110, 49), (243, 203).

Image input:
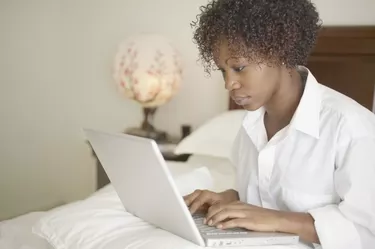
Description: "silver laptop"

(84, 129), (299, 247)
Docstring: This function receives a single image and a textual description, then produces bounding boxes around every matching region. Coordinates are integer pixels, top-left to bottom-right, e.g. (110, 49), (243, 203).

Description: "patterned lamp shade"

(113, 34), (183, 108)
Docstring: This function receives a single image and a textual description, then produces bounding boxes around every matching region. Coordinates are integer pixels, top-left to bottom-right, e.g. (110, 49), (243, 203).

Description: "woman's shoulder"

(319, 85), (375, 139)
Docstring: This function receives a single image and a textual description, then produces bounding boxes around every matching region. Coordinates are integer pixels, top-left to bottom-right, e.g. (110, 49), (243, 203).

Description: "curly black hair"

(191, 0), (322, 74)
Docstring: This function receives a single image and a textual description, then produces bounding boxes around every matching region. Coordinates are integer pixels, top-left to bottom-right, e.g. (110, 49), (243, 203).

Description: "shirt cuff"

(308, 204), (361, 249)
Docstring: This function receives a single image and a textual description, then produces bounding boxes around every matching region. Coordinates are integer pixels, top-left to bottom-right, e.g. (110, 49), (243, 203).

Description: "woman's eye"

(234, 66), (245, 72)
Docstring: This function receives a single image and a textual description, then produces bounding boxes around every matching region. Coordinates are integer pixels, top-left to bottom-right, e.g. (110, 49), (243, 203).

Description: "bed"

(1, 26), (374, 249)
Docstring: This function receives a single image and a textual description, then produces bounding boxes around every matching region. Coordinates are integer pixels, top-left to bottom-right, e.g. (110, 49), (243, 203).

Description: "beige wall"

(1, 0), (374, 220)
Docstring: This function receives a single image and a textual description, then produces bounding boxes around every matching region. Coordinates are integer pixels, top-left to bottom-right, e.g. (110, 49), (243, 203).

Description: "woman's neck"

(264, 68), (304, 129)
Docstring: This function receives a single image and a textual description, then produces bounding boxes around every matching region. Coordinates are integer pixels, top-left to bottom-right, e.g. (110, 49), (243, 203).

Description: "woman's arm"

(277, 211), (319, 244)
(305, 137), (375, 249)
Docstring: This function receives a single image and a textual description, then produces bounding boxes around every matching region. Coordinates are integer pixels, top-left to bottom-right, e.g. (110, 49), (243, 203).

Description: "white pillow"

(174, 110), (246, 159)
(186, 155), (236, 192)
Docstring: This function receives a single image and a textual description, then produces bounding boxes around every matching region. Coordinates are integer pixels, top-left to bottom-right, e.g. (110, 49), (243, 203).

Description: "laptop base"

(204, 232), (299, 247)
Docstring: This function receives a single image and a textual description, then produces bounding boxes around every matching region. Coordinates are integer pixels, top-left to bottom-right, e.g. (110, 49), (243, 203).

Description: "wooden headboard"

(229, 26), (375, 111)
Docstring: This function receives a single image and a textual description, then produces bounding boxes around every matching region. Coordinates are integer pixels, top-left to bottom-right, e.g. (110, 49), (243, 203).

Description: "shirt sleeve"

(308, 137), (375, 249)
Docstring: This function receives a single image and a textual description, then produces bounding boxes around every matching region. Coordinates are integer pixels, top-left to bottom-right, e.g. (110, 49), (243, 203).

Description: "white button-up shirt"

(231, 67), (375, 249)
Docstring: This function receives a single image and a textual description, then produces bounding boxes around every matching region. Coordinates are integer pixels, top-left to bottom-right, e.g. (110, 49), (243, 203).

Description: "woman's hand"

(205, 201), (320, 244)
(205, 201), (283, 232)
(183, 189), (239, 214)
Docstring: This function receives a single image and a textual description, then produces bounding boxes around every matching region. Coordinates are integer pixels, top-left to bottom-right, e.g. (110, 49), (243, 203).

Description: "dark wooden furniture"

(230, 26), (375, 111)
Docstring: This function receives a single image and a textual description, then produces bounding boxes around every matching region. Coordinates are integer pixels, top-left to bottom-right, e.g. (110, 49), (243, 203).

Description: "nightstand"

(87, 134), (191, 189)
(157, 141), (190, 162)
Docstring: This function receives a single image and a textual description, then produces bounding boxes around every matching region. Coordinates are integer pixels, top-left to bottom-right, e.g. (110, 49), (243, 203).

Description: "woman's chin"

(242, 103), (262, 111)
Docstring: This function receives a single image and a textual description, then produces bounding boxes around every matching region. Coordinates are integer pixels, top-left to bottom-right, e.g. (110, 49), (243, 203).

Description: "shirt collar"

(242, 66), (321, 139)
(290, 66), (321, 139)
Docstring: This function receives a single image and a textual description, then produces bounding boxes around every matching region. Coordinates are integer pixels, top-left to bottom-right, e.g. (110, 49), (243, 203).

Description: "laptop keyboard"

(193, 213), (249, 235)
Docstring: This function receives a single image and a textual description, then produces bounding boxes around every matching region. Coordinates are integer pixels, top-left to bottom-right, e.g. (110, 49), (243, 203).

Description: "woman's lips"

(232, 96), (251, 106)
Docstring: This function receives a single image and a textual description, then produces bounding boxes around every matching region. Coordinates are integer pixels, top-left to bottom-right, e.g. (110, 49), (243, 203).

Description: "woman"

(184, 0), (375, 248)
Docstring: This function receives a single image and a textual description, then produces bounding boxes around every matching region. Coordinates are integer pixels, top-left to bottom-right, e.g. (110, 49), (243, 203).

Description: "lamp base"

(125, 107), (168, 143)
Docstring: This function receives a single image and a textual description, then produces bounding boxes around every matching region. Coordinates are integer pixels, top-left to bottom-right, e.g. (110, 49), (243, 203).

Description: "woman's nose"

(223, 71), (241, 90)
(225, 79), (241, 90)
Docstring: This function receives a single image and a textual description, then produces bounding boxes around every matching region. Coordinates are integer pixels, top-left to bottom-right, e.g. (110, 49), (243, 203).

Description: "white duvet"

(1, 161), (312, 249)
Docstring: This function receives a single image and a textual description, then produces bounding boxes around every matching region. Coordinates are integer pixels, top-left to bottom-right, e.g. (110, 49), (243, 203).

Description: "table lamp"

(113, 34), (183, 142)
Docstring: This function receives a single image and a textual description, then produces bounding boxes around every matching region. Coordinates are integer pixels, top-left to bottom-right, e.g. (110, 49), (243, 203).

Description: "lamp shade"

(113, 34), (183, 108)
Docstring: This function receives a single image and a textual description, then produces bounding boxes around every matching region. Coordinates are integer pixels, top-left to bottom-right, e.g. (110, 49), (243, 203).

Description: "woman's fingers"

(206, 201), (244, 224)
(183, 190), (202, 207)
(207, 206), (247, 226)
(217, 218), (253, 230)
(189, 198), (206, 214)
(184, 190), (217, 214)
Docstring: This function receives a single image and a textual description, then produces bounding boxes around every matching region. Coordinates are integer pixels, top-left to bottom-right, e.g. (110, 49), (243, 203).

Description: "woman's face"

(213, 41), (283, 111)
